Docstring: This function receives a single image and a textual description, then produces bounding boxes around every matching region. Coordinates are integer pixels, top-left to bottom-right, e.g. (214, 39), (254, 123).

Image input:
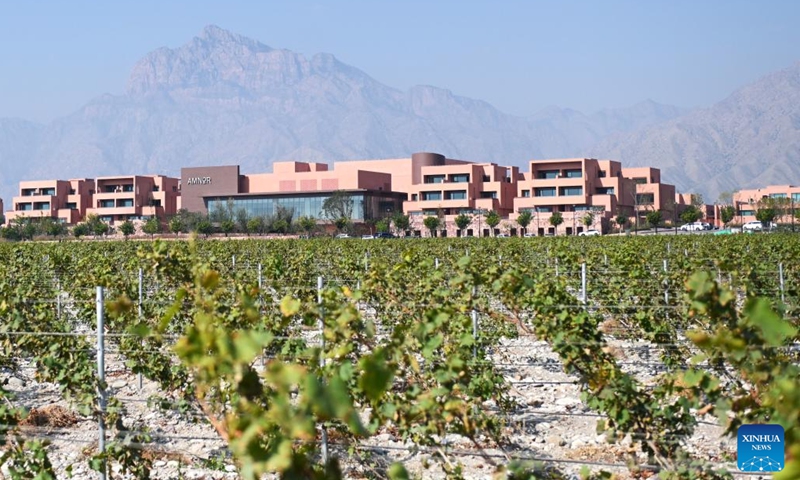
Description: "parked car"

(335, 233), (352, 239)
(742, 221), (764, 232)
(579, 229), (601, 236)
(496, 233), (511, 238)
(680, 222), (705, 232)
(523, 233), (536, 237)
(375, 232), (395, 239)
(361, 234), (375, 240)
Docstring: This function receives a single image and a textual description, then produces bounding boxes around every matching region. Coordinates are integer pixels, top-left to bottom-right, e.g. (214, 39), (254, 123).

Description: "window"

(482, 175), (491, 182)
(66, 203), (77, 210)
(122, 185), (134, 192)
(770, 193), (787, 198)
(34, 202), (50, 211)
(99, 200), (114, 208)
(151, 199), (162, 207)
(421, 191), (442, 201)
(445, 190), (467, 200)
(424, 175), (445, 184)
(564, 169), (582, 178)
(559, 186), (583, 196)
(521, 190), (531, 198)
(574, 205), (590, 211)
(535, 206), (552, 212)
(740, 209), (754, 216)
(422, 210), (438, 216)
(595, 187), (614, 195)
(793, 193), (800, 202)
(69, 189), (76, 195)
(479, 191), (498, 199)
(598, 170), (607, 178)
(117, 199), (134, 207)
(534, 187), (556, 197)
(450, 174), (470, 183)
(636, 193), (655, 205)
(18, 203), (32, 211)
(633, 178), (648, 185)
(21, 189), (35, 196)
(536, 170), (558, 179)
(42, 188), (56, 196)
(411, 194), (418, 201)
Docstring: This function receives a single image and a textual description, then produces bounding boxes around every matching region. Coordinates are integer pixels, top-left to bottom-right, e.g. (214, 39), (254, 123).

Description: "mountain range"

(1, 25), (799, 207)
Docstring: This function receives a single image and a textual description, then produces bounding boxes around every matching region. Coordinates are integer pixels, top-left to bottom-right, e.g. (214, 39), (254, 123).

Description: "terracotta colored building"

(85, 175), (180, 224)
(732, 185), (800, 225)
(5, 179), (94, 225)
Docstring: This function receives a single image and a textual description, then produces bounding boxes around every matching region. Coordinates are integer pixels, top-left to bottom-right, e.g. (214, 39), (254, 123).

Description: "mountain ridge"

(2, 25), (796, 208)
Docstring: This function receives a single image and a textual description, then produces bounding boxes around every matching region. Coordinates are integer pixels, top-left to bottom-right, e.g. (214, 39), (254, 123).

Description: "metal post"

(96, 287), (107, 480)
(471, 287), (478, 358)
(56, 280), (62, 320)
(779, 263), (785, 303)
(258, 263), (263, 290)
(317, 276), (329, 464)
(435, 258), (439, 269)
(581, 263), (587, 307)
(555, 258), (559, 277)
(603, 254), (607, 266)
(663, 259), (669, 305)
(138, 269), (143, 391)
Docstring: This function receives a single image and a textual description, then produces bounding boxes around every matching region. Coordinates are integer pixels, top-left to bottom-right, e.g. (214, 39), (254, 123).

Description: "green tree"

(220, 219), (236, 237)
(1, 225), (21, 241)
(322, 191), (353, 232)
(375, 218), (390, 234)
(85, 215), (109, 238)
(680, 205), (702, 225)
(44, 219), (68, 238)
(720, 205), (736, 226)
(549, 211), (564, 233)
(516, 211), (532, 236)
(72, 223), (89, 238)
(581, 212), (594, 230)
(119, 220), (136, 239)
(454, 213), (472, 237)
(392, 213), (410, 236)
(235, 208), (249, 233)
(484, 210), (501, 236)
(246, 217), (264, 235)
(196, 219), (213, 238)
(169, 216), (185, 235)
(296, 216), (317, 236)
(646, 210), (663, 233)
(142, 217), (161, 238)
(423, 216), (440, 237)
(615, 213), (628, 233)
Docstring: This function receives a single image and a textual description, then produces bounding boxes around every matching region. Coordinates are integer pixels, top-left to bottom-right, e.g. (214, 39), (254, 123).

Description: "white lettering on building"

(187, 177), (212, 185)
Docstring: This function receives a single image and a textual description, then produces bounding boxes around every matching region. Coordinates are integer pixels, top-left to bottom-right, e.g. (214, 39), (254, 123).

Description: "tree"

(549, 211), (564, 233)
(615, 213), (628, 233)
(717, 191), (733, 206)
(322, 191), (354, 232)
(375, 218), (390, 234)
(581, 212), (594, 230)
(484, 210), (501, 236)
(680, 205), (702, 225)
(119, 220), (136, 239)
(246, 217), (264, 235)
(755, 198), (778, 230)
(646, 210), (663, 233)
(516, 211), (532, 236)
(85, 215), (109, 238)
(142, 217), (161, 238)
(235, 208), (249, 234)
(43, 219), (68, 238)
(72, 223), (89, 239)
(196, 219), (213, 238)
(392, 213), (410, 236)
(169, 216), (185, 235)
(220, 219), (236, 237)
(423, 216), (440, 237)
(720, 206), (736, 226)
(297, 216), (317, 236)
(454, 213), (472, 237)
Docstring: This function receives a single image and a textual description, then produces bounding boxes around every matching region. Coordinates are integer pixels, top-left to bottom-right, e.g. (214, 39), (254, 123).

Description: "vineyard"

(0, 235), (799, 480)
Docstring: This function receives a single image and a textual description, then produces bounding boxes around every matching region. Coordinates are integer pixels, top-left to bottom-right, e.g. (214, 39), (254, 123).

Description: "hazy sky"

(2, 0), (799, 123)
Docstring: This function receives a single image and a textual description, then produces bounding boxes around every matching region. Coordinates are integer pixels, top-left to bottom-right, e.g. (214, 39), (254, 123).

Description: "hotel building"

(733, 185), (800, 225)
(4, 151), (700, 235)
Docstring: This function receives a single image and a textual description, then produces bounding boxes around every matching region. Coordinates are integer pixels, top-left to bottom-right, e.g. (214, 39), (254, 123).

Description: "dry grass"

(20, 405), (78, 429)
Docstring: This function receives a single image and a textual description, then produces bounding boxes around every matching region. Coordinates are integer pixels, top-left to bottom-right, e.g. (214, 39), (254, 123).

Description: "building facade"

(4, 175), (179, 226)
(732, 185), (800, 225)
(5, 179), (94, 225)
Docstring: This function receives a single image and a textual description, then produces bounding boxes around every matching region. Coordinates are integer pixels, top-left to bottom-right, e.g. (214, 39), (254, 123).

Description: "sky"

(1, 0), (799, 123)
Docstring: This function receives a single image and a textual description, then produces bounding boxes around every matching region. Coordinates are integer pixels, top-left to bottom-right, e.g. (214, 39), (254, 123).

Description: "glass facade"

(537, 170), (558, 179)
(206, 191), (404, 221)
(450, 174), (470, 183)
(565, 170), (582, 178)
(446, 190), (467, 200)
(793, 193), (800, 202)
(535, 188), (556, 197)
(422, 191), (442, 201)
(560, 186), (583, 196)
